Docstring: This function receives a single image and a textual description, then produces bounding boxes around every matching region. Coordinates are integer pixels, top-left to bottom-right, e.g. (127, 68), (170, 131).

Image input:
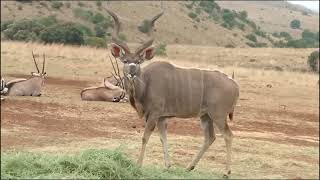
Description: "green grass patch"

(1, 148), (219, 179)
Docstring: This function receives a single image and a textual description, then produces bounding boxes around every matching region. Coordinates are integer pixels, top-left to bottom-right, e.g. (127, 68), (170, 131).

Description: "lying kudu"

(4, 52), (47, 96)
(80, 77), (125, 102)
(106, 9), (239, 177)
(80, 56), (126, 102)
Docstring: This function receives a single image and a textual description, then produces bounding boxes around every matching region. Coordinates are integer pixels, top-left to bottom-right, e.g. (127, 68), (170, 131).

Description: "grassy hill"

(1, 1), (319, 47)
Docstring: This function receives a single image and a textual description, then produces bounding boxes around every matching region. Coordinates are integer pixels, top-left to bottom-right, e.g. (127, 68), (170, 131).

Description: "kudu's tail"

(228, 112), (234, 121)
(228, 70), (235, 121)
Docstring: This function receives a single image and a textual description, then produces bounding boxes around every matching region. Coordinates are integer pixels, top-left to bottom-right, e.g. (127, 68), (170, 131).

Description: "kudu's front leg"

(137, 119), (156, 167)
(157, 118), (171, 169)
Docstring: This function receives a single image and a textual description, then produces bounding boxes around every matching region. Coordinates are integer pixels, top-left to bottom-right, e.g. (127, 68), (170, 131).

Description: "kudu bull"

(106, 9), (239, 176)
(5, 52), (47, 96)
(80, 56), (126, 102)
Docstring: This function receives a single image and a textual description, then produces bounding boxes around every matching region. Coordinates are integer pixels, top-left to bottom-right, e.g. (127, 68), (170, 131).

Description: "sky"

(287, 1), (319, 12)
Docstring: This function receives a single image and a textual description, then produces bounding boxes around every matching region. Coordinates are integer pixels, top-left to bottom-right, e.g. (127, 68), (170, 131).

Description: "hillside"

(1, 1), (319, 47)
(217, 1), (319, 38)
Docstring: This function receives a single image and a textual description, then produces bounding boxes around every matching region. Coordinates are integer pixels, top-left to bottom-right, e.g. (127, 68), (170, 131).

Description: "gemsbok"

(106, 9), (240, 177)
(4, 52), (47, 96)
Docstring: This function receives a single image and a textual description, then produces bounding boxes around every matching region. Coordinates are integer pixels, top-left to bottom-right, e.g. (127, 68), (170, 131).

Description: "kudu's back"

(140, 61), (239, 118)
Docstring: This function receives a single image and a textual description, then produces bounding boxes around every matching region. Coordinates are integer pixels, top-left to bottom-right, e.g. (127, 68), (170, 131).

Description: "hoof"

(165, 164), (171, 170)
(186, 165), (195, 171)
(223, 170), (231, 179)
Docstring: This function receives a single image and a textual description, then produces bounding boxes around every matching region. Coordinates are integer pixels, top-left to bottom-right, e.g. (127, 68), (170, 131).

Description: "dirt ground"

(1, 42), (319, 179)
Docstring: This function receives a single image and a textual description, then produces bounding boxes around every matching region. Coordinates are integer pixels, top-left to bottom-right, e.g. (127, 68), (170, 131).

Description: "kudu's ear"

(110, 43), (122, 58)
(143, 47), (155, 60)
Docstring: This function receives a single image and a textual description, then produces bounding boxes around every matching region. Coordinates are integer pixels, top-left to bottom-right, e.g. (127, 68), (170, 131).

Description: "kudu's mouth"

(126, 73), (137, 80)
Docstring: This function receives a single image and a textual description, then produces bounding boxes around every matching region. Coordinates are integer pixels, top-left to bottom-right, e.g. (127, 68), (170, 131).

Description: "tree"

(307, 50), (319, 72)
(39, 22), (84, 45)
(290, 19), (301, 29)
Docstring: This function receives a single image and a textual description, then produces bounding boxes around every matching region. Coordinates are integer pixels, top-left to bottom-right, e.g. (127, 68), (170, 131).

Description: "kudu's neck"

(124, 70), (145, 101)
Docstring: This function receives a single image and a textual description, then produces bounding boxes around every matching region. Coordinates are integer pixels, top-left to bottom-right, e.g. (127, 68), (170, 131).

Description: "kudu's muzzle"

(127, 63), (138, 79)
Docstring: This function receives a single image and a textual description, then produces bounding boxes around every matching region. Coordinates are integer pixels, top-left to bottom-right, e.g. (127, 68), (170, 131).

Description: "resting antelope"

(80, 56), (126, 102)
(80, 77), (125, 102)
(106, 9), (239, 177)
(1, 78), (8, 100)
(4, 52), (47, 96)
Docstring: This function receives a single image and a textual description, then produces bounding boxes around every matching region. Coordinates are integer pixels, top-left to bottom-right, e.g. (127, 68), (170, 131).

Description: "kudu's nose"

(128, 63), (137, 77)
(112, 97), (120, 102)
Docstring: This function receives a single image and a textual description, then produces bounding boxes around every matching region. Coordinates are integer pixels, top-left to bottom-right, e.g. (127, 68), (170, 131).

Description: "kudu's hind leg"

(213, 115), (233, 177)
(157, 118), (171, 169)
(186, 114), (215, 171)
(137, 119), (156, 167)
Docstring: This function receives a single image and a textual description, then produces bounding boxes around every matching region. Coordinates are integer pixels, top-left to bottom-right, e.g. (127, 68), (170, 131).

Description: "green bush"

(75, 24), (93, 36)
(39, 22), (84, 45)
(185, 4), (192, 9)
(245, 34), (257, 42)
(94, 23), (106, 38)
(96, 1), (102, 7)
(91, 12), (105, 24)
(155, 43), (167, 56)
(85, 36), (107, 48)
(302, 29), (317, 40)
(239, 10), (248, 20)
(15, 0), (32, 2)
(188, 12), (197, 19)
(254, 30), (266, 38)
(73, 8), (93, 21)
(198, 0), (218, 14)
(38, 15), (58, 27)
(3, 19), (44, 40)
(279, 31), (292, 40)
(1, 20), (14, 31)
(246, 42), (267, 48)
(286, 39), (309, 48)
(222, 9), (236, 29)
(290, 19), (301, 29)
(308, 50), (319, 72)
(138, 20), (150, 34)
(51, 1), (63, 9)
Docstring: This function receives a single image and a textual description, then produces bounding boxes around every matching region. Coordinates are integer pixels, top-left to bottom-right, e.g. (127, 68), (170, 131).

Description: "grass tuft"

(1, 148), (218, 179)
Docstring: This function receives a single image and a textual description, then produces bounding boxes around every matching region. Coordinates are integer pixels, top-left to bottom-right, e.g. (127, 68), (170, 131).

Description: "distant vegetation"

(290, 19), (301, 29)
(307, 50), (319, 72)
(51, 1), (63, 10)
(272, 29), (319, 48)
(155, 43), (167, 56)
(184, 0), (271, 47)
(0, 9), (116, 48)
(138, 19), (151, 34)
